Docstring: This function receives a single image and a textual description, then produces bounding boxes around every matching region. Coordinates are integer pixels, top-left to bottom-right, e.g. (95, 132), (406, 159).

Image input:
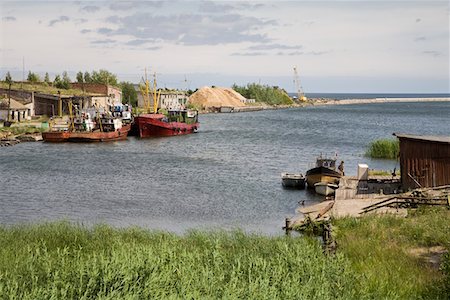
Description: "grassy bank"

(334, 207), (450, 299)
(0, 223), (356, 299)
(1, 207), (448, 299)
(365, 138), (399, 159)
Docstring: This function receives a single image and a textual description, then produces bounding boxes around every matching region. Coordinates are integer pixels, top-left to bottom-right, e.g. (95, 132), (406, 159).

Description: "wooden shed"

(394, 133), (450, 189)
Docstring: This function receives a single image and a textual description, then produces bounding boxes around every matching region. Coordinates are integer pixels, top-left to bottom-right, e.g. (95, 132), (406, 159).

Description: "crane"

(293, 66), (307, 102)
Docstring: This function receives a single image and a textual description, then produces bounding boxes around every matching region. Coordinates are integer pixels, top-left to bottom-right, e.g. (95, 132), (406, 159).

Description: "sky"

(0, 0), (449, 93)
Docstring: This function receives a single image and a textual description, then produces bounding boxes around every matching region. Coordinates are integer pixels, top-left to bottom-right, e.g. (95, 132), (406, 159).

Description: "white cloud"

(0, 1), (448, 92)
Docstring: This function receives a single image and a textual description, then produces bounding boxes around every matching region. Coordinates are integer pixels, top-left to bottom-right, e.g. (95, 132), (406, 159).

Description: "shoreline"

(200, 97), (450, 114)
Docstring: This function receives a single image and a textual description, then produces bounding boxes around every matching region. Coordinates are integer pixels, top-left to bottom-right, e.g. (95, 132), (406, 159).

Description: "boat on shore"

(306, 155), (342, 188)
(281, 173), (306, 189)
(42, 104), (131, 143)
(314, 182), (339, 196)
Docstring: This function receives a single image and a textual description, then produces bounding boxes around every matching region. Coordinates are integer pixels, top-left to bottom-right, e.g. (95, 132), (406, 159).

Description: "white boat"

(281, 173), (306, 189)
(314, 182), (339, 196)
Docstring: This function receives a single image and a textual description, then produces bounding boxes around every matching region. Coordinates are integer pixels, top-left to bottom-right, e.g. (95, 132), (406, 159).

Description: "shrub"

(365, 138), (399, 159)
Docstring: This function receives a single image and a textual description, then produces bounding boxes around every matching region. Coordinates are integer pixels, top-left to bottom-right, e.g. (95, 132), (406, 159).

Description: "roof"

(0, 97), (29, 110)
(393, 133), (450, 144)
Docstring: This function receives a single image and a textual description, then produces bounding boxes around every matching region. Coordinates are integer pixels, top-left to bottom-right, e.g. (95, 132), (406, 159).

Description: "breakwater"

(314, 97), (450, 106)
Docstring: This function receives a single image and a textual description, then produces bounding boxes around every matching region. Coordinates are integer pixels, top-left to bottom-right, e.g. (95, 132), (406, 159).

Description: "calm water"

(1, 101), (449, 234)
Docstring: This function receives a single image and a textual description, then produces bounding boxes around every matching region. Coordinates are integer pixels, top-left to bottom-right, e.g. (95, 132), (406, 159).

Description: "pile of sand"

(188, 86), (246, 108)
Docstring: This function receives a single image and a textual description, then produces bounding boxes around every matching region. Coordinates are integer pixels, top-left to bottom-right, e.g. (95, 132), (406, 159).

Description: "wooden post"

(58, 90), (62, 117)
(7, 82), (11, 122)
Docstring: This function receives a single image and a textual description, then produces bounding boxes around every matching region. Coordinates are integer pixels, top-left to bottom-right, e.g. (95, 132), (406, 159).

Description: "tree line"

(3, 70), (137, 107)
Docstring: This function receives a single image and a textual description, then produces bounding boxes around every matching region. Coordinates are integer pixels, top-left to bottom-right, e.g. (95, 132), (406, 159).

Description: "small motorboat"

(314, 182), (339, 196)
(281, 173), (306, 189)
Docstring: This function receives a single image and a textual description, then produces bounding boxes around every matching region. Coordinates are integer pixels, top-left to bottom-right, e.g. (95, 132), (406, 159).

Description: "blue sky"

(1, 0), (448, 93)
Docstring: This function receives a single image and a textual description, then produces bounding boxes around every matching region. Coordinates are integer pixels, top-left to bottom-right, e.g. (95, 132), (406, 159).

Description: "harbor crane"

(293, 66), (307, 102)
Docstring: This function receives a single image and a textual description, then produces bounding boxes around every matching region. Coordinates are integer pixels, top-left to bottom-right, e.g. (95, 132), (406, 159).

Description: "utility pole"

(7, 82), (11, 124)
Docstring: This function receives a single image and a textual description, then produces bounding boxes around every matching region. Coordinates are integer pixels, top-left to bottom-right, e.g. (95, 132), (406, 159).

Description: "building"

(0, 97), (33, 121)
(135, 85), (188, 111)
(70, 83), (122, 104)
(394, 133), (450, 189)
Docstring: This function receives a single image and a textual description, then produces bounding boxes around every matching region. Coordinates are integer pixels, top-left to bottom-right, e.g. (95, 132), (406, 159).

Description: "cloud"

(98, 27), (114, 35)
(248, 44), (302, 50)
(146, 46), (161, 51)
(74, 18), (88, 25)
(231, 52), (266, 56)
(102, 13), (276, 45)
(80, 5), (100, 13)
(49, 16), (69, 27)
(109, 1), (164, 11)
(416, 18), (422, 23)
(422, 50), (441, 57)
(414, 36), (426, 42)
(80, 29), (91, 34)
(276, 51), (329, 56)
(199, 1), (234, 13)
(2, 16), (16, 22)
(125, 39), (154, 46)
(91, 39), (116, 44)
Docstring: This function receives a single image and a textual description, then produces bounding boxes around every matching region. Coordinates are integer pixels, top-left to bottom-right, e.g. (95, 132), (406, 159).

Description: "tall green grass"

(0, 223), (357, 299)
(334, 207), (450, 299)
(365, 138), (399, 159)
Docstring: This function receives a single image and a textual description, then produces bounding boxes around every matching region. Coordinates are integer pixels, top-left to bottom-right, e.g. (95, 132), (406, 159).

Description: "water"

(288, 92), (450, 100)
(1, 101), (449, 234)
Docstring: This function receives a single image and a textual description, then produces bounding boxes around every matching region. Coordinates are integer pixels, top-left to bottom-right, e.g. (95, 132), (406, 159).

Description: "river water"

(1, 101), (449, 234)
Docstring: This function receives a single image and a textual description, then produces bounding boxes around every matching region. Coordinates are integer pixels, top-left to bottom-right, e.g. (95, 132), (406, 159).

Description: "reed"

(365, 138), (399, 159)
(0, 223), (357, 299)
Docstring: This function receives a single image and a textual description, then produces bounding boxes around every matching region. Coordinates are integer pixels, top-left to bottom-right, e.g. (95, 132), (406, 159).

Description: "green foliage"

(5, 71), (12, 84)
(54, 72), (71, 90)
(0, 223), (358, 299)
(84, 71), (92, 83)
(120, 81), (138, 106)
(365, 138), (399, 159)
(232, 83), (294, 105)
(76, 71), (84, 83)
(44, 72), (51, 84)
(27, 71), (40, 83)
(334, 207), (450, 299)
(91, 69), (118, 86)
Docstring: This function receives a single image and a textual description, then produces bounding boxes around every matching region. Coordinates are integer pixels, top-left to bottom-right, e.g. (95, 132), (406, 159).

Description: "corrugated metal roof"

(394, 133), (450, 144)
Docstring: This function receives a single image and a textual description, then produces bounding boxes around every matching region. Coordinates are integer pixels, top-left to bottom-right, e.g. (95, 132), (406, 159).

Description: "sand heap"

(189, 86), (246, 108)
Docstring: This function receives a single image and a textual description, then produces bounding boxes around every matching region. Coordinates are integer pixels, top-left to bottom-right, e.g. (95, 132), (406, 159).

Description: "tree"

(76, 71), (84, 83)
(91, 69), (118, 86)
(27, 71), (40, 83)
(54, 75), (62, 88)
(5, 71), (12, 85)
(61, 71), (71, 89)
(44, 72), (51, 84)
(120, 81), (138, 107)
(84, 71), (92, 83)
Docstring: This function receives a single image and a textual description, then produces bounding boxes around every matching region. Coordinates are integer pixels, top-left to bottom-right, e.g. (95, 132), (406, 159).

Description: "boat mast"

(293, 66), (307, 102)
(139, 68), (151, 113)
(152, 72), (161, 114)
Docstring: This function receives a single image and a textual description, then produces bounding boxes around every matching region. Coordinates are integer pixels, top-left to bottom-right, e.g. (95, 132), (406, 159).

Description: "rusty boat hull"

(42, 124), (131, 143)
(134, 114), (199, 138)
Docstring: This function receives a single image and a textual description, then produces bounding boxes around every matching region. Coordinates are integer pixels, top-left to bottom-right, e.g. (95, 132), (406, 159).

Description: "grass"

(1, 207), (448, 299)
(365, 138), (400, 159)
(0, 223), (357, 299)
(368, 169), (400, 176)
(0, 125), (45, 135)
(0, 81), (94, 96)
(334, 207), (450, 299)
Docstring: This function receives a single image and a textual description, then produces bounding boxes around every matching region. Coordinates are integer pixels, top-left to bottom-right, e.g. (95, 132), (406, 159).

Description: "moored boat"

(281, 173), (306, 189)
(306, 155), (342, 188)
(314, 182), (339, 196)
(134, 110), (199, 138)
(42, 103), (131, 143)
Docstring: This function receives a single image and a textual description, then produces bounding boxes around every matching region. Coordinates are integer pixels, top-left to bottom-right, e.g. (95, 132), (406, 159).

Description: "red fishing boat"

(133, 70), (199, 138)
(134, 110), (199, 138)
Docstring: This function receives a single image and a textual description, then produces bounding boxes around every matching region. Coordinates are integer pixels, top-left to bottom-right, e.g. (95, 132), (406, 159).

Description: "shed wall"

(399, 138), (450, 189)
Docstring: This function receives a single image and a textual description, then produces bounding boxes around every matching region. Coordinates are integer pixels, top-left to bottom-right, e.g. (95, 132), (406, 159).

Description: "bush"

(365, 138), (399, 159)
(232, 83), (294, 105)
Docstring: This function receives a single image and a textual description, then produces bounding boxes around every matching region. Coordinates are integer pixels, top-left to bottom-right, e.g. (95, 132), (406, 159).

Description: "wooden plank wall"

(399, 139), (450, 189)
